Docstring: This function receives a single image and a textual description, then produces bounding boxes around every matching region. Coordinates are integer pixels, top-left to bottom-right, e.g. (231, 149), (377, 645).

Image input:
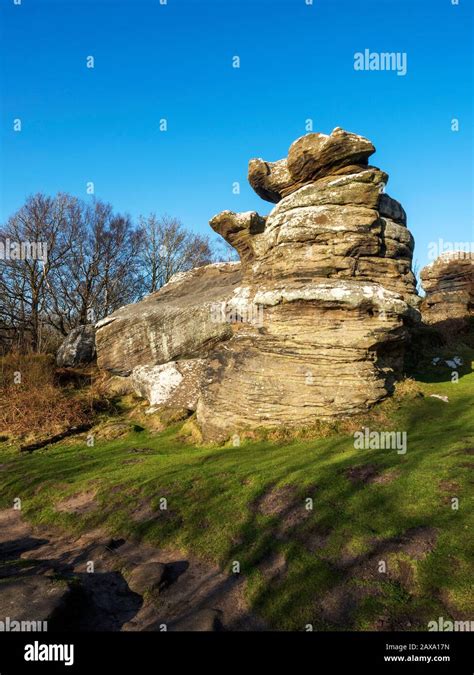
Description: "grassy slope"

(0, 345), (472, 631)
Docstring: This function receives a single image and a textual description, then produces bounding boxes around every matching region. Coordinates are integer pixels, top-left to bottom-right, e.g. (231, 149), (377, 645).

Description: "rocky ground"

(0, 508), (264, 631)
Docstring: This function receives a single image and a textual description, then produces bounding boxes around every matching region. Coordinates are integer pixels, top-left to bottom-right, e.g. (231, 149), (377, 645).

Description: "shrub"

(0, 351), (89, 440)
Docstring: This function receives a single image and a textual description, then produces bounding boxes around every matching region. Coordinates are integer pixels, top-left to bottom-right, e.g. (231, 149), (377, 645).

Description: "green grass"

(0, 345), (473, 631)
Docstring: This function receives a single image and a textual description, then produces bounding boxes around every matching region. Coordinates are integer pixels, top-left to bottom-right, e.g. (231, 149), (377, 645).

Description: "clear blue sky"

(1, 0), (472, 270)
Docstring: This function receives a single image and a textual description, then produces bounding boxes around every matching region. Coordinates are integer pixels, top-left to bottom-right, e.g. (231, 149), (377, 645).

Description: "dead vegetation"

(0, 352), (88, 440)
(0, 352), (114, 443)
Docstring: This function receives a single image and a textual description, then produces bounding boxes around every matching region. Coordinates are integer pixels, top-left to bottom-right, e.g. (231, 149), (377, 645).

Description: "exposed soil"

(344, 464), (402, 487)
(438, 479), (461, 505)
(438, 479), (460, 493)
(344, 464), (379, 485)
(316, 526), (439, 629)
(257, 551), (287, 582)
(249, 484), (320, 582)
(371, 468), (402, 485)
(297, 523), (332, 553)
(56, 489), (98, 515)
(129, 501), (160, 523)
(255, 484), (298, 517)
(0, 509), (265, 631)
(127, 447), (156, 455)
(253, 483), (314, 539)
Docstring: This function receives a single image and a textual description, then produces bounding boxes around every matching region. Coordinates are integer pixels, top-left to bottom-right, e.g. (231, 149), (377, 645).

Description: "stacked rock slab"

(420, 252), (474, 329)
(196, 128), (420, 440)
(95, 262), (242, 376)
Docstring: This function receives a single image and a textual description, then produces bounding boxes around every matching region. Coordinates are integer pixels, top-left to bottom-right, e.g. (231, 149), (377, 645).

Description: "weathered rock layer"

(56, 324), (96, 368)
(95, 262), (241, 376)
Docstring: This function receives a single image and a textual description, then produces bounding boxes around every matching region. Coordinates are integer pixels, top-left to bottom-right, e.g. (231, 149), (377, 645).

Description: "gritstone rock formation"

(95, 128), (420, 441)
(56, 324), (96, 368)
(197, 128), (419, 440)
(420, 252), (474, 330)
(131, 359), (206, 411)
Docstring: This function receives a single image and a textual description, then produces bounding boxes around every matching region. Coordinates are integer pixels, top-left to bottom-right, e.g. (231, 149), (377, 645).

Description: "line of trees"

(0, 193), (238, 353)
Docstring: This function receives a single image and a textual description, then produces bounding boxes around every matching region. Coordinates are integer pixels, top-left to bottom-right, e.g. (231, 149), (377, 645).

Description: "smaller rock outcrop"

(56, 324), (96, 367)
(421, 252), (474, 330)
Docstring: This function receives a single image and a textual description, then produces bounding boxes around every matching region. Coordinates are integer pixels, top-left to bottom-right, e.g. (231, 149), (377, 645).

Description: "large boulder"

(0, 577), (72, 624)
(420, 252), (474, 330)
(95, 262), (241, 376)
(198, 128), (420, 440)
(247, 128), (376, 204)
(56, 324), (96, 367)
(287, 127), (375, 182)
(96, 128), (420, 441)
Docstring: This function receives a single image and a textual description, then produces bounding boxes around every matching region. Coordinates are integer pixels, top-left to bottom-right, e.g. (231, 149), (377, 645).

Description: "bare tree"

(139, 214), (213, 292)
(0, 197), (218, 354)
(0, 194), (143, 352)
(48, 200), (143, 332)
(0, 193), (75, 351)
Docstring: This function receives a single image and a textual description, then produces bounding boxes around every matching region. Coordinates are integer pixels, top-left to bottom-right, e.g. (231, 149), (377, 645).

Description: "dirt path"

(0, 509), (265, 631)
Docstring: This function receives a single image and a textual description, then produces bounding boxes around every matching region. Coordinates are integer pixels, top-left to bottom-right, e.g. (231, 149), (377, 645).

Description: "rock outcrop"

(420, 252), (474, 330)
(56, 324), (96, 368)
(197, 128), (419, 440)
(95, 128), (420, 440)
(95, 262), (241, 376)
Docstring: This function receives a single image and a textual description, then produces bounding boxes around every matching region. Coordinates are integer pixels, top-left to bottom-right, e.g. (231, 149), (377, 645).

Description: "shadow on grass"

(0, 363), (472, 631)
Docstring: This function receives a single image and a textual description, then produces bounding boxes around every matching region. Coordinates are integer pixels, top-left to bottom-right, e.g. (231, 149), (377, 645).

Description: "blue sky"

(1, 0), (472, 271)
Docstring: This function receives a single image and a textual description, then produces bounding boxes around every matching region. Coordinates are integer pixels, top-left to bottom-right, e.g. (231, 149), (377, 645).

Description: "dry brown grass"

(0, 352), (90, 440)
(392, 377), (424, 400)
